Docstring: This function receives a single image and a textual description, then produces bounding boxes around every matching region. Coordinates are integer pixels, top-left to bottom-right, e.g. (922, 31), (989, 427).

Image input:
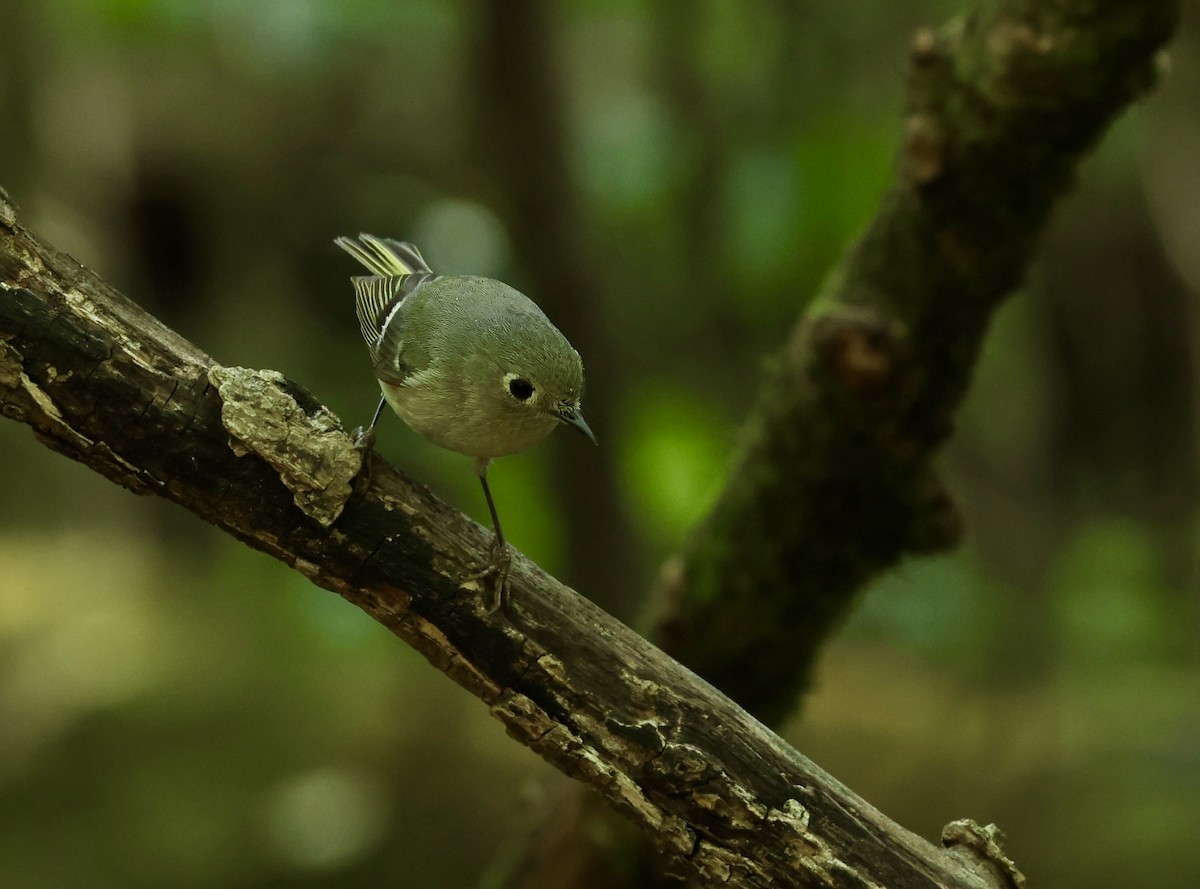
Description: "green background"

(1, 1), (1198, 887)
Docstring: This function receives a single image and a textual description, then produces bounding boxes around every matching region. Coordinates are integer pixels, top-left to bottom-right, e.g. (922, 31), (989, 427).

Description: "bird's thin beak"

(559, 406), (597, 445)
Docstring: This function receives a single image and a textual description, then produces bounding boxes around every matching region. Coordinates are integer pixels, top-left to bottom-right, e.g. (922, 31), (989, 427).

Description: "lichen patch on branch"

(207, 365), (361, 527)
(942, 820), (1026, 889)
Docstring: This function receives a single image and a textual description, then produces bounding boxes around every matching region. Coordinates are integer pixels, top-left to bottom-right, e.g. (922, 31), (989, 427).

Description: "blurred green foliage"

(1, 0), (1198, 887)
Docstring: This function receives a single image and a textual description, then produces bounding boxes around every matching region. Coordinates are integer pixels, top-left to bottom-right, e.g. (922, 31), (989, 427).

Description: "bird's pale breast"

(381, 380), (559, 460)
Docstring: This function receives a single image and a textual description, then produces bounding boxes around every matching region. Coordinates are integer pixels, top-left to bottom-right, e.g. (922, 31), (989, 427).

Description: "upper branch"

(654, 0), (1180, 724)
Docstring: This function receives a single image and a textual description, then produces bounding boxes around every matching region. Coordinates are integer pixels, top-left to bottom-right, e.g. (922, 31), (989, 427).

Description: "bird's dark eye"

(508, 378), (534, 401)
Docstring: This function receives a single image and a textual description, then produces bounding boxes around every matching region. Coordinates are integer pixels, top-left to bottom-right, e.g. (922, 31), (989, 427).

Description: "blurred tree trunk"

(1042, 177), (1200, 603)
(470, 0), (645, 616)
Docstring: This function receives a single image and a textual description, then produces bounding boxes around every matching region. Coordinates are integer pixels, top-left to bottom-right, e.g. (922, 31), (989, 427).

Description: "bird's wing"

(337, 233), (440, 386)
(349, 274), (435, 385)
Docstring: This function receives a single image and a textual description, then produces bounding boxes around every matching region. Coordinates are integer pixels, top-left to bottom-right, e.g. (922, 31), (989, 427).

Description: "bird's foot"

(351, 425), (377, 480)
(351, 425), (376, 453)
(465, 537), (512, 614)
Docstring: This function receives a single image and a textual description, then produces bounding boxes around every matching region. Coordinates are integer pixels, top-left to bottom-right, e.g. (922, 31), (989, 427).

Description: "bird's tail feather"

(334, 233), (432, 277)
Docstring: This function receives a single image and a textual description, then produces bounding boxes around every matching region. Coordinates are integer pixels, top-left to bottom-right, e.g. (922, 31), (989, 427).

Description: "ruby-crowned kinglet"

(334, 233), (595, 611)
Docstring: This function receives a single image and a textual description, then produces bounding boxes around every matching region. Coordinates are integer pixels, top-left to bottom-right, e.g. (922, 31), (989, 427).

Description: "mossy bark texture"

(654, 0), (1179, 726)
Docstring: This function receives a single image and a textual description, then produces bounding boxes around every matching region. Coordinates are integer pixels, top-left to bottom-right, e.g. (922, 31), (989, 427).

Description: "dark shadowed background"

(1, 1), (1198, 887)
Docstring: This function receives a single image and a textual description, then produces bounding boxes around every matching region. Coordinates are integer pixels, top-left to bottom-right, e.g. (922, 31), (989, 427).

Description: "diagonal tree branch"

(1, 192), (1013, 887)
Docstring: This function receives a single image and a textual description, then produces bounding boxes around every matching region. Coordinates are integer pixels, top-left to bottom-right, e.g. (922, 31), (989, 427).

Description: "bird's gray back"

(400, 276), (562, 376)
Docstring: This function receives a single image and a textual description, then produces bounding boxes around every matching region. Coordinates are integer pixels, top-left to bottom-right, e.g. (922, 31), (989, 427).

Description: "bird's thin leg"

(353, 394), (387, 453)
(465, 461), (512, 613)
(480, 471), (507, 552)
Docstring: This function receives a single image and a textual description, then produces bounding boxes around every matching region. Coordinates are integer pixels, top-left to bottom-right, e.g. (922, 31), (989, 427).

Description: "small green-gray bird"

(335, 233), (595, 611)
